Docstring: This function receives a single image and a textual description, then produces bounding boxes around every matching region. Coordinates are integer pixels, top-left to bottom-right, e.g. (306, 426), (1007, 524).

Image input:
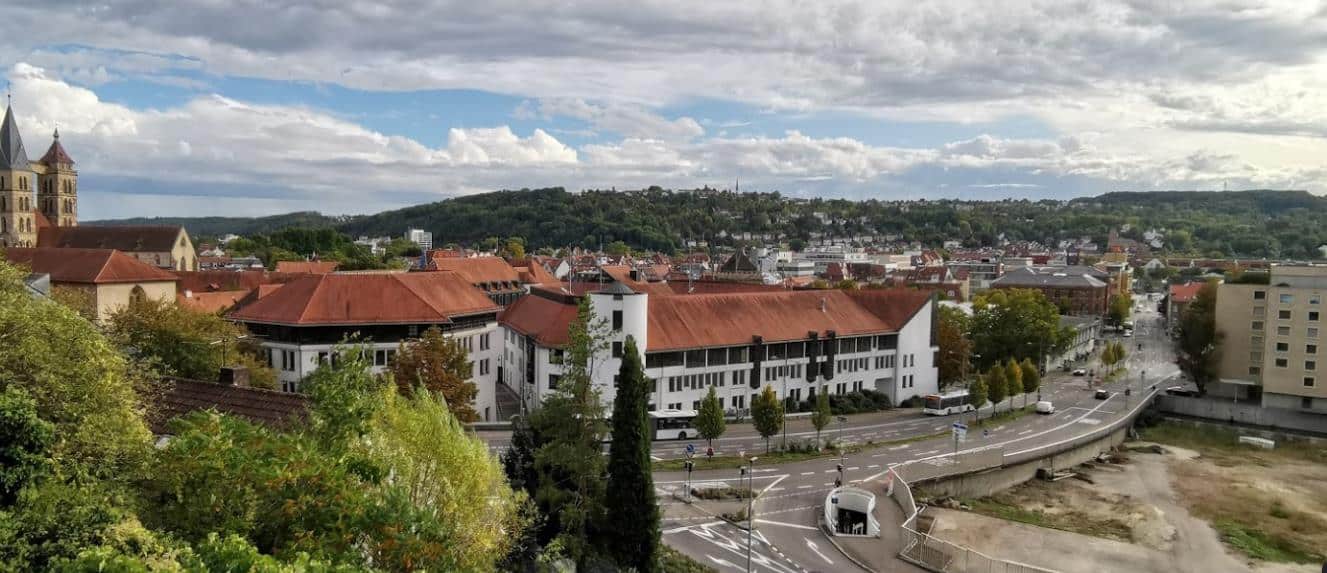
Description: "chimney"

(219, 366), (250, 387)
(820, 297), (827, 312)
(184, 289), (193, 298)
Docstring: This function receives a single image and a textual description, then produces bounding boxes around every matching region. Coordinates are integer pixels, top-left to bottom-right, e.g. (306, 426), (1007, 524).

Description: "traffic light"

(837, 463), (844, 473)
(684, 461), (694, 473)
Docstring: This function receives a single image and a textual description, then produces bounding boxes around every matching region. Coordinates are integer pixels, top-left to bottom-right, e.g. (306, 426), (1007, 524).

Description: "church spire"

(0, 104), (30, 170)
(40, 128), (74, 166)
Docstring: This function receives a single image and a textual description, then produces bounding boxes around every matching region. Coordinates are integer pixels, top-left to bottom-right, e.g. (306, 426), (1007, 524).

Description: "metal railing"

(883, 389), (1161, 573)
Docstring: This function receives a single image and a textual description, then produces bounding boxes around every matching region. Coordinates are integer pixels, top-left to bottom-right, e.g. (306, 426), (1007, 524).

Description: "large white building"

(404, 228), (433, 251)
(229, 272), (506, 421)
(500, 282), (939, 414)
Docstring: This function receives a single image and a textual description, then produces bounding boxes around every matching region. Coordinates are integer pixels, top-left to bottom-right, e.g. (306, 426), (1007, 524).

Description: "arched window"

(129, 286), (147, 305)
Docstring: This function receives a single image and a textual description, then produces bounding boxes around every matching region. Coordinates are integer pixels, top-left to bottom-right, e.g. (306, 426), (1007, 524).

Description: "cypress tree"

(695, 386), (726, 447)
(604, 336), (661, 571)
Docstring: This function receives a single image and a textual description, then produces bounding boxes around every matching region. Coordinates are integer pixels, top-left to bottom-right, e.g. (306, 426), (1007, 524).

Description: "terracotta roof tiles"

(6, 247), (178, 284)
(429, 256), (520, 284)
(150, 377), (307, 433)
(229, 272), (498, 326)
(42, 225), (185, 252)
(274, 260), (340, 274)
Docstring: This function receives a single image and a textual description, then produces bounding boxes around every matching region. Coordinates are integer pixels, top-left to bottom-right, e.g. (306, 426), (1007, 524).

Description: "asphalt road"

(660, 303), (1179, 572)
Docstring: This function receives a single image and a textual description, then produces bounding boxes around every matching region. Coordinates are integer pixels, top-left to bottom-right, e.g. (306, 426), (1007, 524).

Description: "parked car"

(1094, 389), (1110, 400)
(1073, 368), (1087, 376)
(1035, 401), (1056, 415)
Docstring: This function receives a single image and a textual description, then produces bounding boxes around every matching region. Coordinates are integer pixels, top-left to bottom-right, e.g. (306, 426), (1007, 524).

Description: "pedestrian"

(983, 429), (990, 439)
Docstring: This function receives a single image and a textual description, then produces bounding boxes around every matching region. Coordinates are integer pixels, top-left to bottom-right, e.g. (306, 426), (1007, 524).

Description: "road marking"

(848, 466), (860, 471)
(823, 482), (834, 487)
(920, 449), (941, 456)
(754, 518), (818, 531)
(889, 444), (910, 450)
(759, 475), (787, 496)
(664, 521), (724, 534)
(1078, 418), (1101, 425)
(823, 469), (836, 474)
(1017, 429), (1033, 436)
(650, 455), (663, 461)
(797, 485), (812, 489)
(867, 464), (879, 468)
(805, 539), (835, 565)
(800, 471), (814, 476)
(767, 487), (786, 492)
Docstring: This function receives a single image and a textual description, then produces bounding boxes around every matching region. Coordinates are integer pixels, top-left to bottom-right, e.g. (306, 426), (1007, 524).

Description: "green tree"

(810, 392), (832, 447)
(986, 367), (1008, 413)
(694, 386), (726, 447)
(105, 298), (277, 389)
(967, 375), (989, 420)
(1020, 358), (1040, 405)
(1176, 281), (1222, 395)
(366, 384), (526, 571)
(970, 289), (1073, 370)
(0, 387), (54, 505)
(1005, 358), (1023, 411)
(0, 260), (150, 475)
(937, 306), (972, 389)
(751, 386), (784, 453)
(1108, 293), (1133, 328)
(303, 343), (387, 452)
(605, 240), (631, 257)
(603, 337), (660, 571)
(505, 237), (527, 260)
(390, 326), (478, 423)
(529, 297), (609, 565)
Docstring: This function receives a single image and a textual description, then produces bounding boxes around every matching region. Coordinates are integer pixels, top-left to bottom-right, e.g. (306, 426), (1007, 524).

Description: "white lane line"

(920, 449), (941, 456)
(800, 472), (815, 476)
(1017, 429), (1033, 436)
(759, 475), (787, 496)
(848, 466), (860, 471)
(822, 482), (834, 487)
(889, 444), (910, 450)
(797, 485), (812, 489)
(805, 539), (835, 565)
(755, 519), (818, 531)
(664, 521), (724, 534)
(867, 464), (880, 468)
(822, 469), (836, 474)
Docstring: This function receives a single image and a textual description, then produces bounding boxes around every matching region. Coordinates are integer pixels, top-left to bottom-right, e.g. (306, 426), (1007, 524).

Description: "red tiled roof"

(229, 272), (498, 326)
(429, 256), (520, 284)
(6, 247), (178, 284)
(150, 377), (306, 434)
(666, 280), (787, 295)
(513, 261), (559, 285)
(500, 292), (579, 347)
(1169, 282), (1205, 303)
(274, 260), (339, 274)
(178, 289), (251, 313)
(40, 225), (185, 252)
(172, 270), (306, 294)
(646, 289), (930, 351)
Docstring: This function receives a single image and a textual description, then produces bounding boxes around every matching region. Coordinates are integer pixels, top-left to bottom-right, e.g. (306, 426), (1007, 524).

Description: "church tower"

(0, 104), (37, 247)
(36, 129), (76, 227)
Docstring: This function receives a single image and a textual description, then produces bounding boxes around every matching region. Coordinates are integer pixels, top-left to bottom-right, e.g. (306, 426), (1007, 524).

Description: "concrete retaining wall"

(1156, 395), (1327, 435)
(912, 427), (1128, 499)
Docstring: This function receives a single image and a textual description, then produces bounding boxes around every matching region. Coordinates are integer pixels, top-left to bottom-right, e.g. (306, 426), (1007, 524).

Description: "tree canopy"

(970, 289), (1074, 370)
(389, 326), (478, 422)
(1176, 281), (1222, 395)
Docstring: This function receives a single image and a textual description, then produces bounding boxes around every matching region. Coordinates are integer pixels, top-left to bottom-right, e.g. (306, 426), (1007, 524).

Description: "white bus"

(650, 409), (699, 440)
(922, 390), (975, 416)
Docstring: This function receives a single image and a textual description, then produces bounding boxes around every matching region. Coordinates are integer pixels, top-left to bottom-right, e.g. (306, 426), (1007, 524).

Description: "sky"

(1, 1), (1325, 219)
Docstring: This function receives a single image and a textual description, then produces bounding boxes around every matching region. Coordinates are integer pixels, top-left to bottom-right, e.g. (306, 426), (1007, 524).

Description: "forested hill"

(90, 188), (1327, 259)
(86, 211), (345, 237)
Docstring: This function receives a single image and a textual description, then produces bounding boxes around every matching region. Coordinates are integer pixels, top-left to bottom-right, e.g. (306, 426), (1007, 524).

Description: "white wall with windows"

(261, 321), (501, 421)
(501, 296), (940, 414)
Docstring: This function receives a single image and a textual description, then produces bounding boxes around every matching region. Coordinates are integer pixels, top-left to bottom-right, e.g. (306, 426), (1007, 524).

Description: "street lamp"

(741, 454), (759, 573)
(835, 416), (847, 485)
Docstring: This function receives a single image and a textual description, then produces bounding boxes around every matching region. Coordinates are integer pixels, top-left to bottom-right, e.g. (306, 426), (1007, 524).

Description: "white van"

(1035, 401), (1055, 415)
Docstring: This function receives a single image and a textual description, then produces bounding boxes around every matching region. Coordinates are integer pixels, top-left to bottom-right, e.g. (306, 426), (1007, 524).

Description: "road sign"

(685, 444), (695, 455)
(952, 422), (967, 443)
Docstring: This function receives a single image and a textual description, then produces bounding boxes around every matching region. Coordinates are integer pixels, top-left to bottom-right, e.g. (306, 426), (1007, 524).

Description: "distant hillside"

(86, 211), (349, 238)
(89, 188), (1327, 259)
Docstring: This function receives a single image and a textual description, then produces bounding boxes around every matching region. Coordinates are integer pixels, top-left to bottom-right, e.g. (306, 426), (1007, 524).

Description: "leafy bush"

(795, 389), (892, 415)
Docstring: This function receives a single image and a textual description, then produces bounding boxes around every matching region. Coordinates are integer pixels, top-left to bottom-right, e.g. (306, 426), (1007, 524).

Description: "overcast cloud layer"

(0, 0), (1324, 218)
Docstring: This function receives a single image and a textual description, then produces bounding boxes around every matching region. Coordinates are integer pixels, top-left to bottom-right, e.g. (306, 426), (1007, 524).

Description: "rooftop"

(149, 377), (307, 434)
(41, 225), (185, 253)
(228, 272), (498, 326)
(6, 247), (178, 284)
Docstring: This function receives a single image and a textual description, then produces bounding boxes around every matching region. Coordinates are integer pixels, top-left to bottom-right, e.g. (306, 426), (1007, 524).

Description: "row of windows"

(1256, 291), (1323, 305)
(764, 364), (804, 381)
(1252, 322), (1320, 338)
(1270, 358), (1316, 371)
(643, 335), (900, 370)
(1271, 310), (1321, 321)
(1272, 343), (1319, 354)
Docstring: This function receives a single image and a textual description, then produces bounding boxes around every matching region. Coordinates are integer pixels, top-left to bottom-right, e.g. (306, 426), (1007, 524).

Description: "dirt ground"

(928, 444), (1323, 573)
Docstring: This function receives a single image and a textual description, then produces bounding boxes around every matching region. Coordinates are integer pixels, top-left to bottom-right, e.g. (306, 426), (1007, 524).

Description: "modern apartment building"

(500, 282), (939, 414)
(1215, 266), (1327, 412)
(404, 228), (433, 251)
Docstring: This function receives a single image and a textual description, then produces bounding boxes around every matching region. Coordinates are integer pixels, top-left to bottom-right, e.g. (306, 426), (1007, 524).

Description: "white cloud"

(535, 98), (703, 141)
(8, 57), (1327, 218)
